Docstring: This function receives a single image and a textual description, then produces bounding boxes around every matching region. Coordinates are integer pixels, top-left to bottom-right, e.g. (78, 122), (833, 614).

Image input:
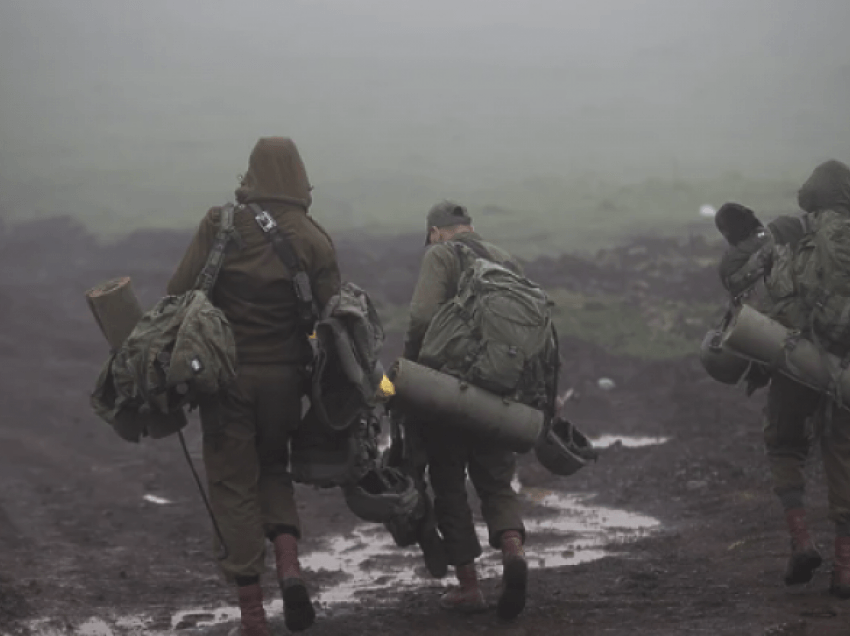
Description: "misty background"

(1, 0), (848, 255)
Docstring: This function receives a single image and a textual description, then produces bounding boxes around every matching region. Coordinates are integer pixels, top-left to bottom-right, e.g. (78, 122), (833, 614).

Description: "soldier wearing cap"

(403, 201), (529, 619)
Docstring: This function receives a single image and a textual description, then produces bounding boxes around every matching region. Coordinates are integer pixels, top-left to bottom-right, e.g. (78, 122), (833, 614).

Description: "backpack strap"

(248, 203), (318, 332)
(194, 203), (238, 293)
(449, 238), (520, 274)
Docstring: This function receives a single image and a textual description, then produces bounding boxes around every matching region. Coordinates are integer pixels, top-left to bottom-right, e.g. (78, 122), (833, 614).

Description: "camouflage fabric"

(766, 211), (850, 351)
(765, 161), (850, 349)
(763, 372), (850, 527)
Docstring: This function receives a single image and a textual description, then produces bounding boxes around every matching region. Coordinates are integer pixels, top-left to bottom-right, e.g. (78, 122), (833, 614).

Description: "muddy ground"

(0, 217), (848, 636)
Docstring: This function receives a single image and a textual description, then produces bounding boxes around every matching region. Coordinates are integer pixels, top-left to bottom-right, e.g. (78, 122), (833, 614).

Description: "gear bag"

(418, 241), (557, 411)
(309, 282), (387, 432)
(91, 205), (240, 442)
(289, 283), (387, 488)
(290, 407), (382, 488)
(766, 210), (850, 352)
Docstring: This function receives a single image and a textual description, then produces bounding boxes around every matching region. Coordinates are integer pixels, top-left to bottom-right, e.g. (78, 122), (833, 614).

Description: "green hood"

(235, 137), (313, 209)
(798, 159), (850, 215)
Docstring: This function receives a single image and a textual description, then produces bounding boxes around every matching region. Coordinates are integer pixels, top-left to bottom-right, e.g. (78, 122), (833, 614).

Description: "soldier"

(168, 137), (341, 635)
(403, 201), (528, 619)
(713, 161), (850, 597)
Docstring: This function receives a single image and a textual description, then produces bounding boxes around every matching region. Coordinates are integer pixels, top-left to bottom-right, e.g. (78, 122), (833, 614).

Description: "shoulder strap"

(449, 238), (520, 275)
(248, 203), (318, 331)
(194, 204), (238, 294)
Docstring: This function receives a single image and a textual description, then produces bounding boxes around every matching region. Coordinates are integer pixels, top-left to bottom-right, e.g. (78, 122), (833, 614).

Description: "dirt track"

(1, 218), (849, 636)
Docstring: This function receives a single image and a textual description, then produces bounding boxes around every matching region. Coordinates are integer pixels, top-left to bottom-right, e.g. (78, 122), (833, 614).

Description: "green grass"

(548, 289), (719, 360)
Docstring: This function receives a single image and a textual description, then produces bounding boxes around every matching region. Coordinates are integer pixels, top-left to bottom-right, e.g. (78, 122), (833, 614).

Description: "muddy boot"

(232, 583), (270, 636)
(497, 530), (528, 620)
(830, 536), (850, 599)
(272, 533), (316, 632)
(439, 562), (487, 613)
(784, 508), (822, 586)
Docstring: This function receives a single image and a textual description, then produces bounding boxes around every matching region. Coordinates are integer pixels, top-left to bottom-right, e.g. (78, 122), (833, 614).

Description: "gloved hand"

(715, 203), (763, 246)
(745, 363), (771, 396)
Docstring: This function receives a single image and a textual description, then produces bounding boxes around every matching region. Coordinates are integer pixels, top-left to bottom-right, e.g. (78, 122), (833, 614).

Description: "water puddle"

(142, 494), (172, 505)
(591, 435), (669, 449)
(27, 434), (666, 635)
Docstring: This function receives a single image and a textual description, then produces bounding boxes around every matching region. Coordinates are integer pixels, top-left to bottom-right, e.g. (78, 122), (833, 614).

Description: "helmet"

(700, 328), (751, 385)
(534, 418), (598, 477)
(344, 466), (419, 524)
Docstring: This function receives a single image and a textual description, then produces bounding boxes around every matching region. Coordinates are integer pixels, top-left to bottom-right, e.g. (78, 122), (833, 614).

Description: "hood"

(798, 159), (850, 215)
(235, 137), (312, 209)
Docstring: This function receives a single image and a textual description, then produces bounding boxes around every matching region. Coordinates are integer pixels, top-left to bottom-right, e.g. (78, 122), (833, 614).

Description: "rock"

(597, 378), (616, 391)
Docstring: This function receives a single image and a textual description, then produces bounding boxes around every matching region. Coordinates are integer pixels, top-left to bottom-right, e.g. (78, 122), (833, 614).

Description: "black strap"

(248, 203), (317, 332)
(194, 203), (238, 293)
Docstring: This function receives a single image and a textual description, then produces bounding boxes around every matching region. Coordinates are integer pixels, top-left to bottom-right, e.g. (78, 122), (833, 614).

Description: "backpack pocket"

(470, 341), (527, 395)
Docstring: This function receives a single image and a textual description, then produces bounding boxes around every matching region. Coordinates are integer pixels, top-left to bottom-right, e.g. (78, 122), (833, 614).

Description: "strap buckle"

(254, 209), (277, 233)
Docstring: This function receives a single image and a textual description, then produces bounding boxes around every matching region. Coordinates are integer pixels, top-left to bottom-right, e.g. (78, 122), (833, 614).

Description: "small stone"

(597, 378), (616, 391)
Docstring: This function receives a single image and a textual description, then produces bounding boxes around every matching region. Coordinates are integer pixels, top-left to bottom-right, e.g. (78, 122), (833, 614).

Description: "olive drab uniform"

(756, 163), (850, 533)
(168, 137), (340, 634)
(404, 229), (525, 566)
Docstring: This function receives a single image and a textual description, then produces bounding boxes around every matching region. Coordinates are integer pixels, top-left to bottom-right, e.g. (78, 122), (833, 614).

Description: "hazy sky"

(0, 0), (848, 231)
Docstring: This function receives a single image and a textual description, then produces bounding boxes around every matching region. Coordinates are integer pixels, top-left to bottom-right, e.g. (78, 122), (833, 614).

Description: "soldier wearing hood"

(168, 138), (341, 635)
(744, 160), (850, 598)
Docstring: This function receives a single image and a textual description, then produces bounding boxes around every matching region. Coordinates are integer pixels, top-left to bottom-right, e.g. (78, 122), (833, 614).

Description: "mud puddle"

(24, 435), (665, 635)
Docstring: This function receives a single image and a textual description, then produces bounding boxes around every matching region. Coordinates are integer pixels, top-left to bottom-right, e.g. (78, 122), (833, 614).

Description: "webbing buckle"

(254, 210), (277, 233)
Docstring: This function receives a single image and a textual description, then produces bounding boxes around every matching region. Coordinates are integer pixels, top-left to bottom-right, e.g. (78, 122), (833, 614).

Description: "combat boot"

(232, 583), (270, 636)
(830, 536), (850, 598)
(272, 533), (316, 632)
(439, 562), (487, 613)
(784, 508), (822, 586)
(497, 530), (528, 620)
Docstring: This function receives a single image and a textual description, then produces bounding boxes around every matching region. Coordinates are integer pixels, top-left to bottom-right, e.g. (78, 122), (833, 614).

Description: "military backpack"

(766, 209), (850, 353)
(91, 205), (240, 442)
(418, 241), (558, 412)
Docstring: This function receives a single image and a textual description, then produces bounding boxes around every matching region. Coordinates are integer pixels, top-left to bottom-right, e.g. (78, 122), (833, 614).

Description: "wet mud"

(2, 217), (850, 635)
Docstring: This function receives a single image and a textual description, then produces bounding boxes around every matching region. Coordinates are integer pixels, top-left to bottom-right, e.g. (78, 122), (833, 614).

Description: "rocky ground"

(1, 217), (848, 636)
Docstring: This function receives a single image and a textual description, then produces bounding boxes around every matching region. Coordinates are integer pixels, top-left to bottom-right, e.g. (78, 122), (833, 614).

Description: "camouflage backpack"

(766, 210), (850, 351)
(91, 205), (240, 442)
(418, 241), (558, 412)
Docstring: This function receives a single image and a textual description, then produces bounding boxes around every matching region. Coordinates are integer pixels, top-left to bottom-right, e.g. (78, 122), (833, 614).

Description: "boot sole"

(784, 551), (823, 586)
(497, 557), (528, 620)
(283, 582), (316, 632)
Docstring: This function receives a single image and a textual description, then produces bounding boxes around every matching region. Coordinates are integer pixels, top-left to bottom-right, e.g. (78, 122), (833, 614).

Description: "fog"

(1, 0), (848, 246)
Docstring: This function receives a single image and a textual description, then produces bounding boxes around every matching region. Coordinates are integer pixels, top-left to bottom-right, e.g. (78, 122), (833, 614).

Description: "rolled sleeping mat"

(86, 277), (144, 351)
(722, 304), (850, 406)
(390, 358), (544, 453)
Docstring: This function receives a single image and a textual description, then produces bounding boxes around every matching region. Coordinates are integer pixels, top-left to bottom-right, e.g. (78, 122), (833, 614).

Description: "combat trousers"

(763, 372), (850, 527)
(421, 425), (525, 566)
(200, 364), (305, 580)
